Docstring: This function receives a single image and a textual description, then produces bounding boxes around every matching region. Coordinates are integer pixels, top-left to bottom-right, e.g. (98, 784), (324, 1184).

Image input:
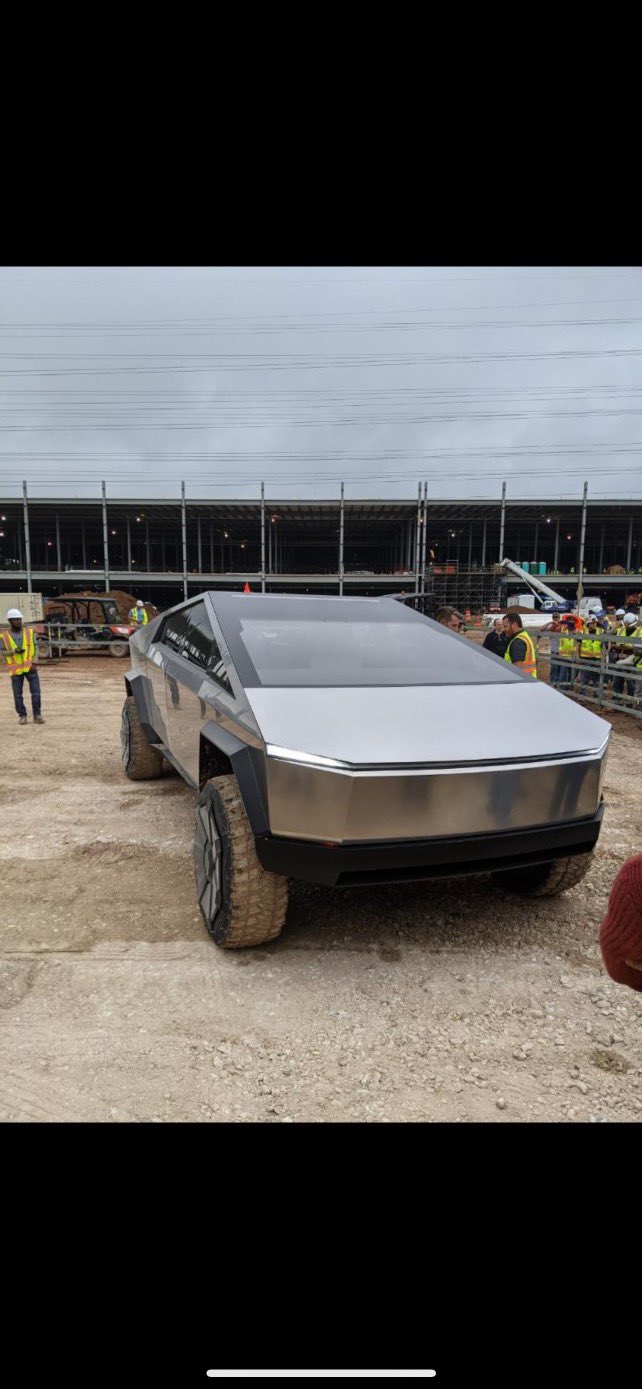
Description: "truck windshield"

(223, 613), (521, 688)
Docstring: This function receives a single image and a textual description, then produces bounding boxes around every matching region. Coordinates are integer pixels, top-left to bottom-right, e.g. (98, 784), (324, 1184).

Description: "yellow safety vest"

(1, 625), (36, 675)
(559, 634), (576, 657)
(130, 607), (148, 624)
(580, 635), (601, 658)
(504, 629), (538, 678)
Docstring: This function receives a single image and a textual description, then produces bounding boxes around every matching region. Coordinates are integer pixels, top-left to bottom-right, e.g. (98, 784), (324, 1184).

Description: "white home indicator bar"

(206, 1374), (437, 1380)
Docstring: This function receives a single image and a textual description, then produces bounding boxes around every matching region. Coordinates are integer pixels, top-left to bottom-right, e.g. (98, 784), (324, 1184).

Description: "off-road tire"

(493, 851), (594, 898)
(194, 774), (288, 948)
(37, 641), (51, 659)
(121, 695), (163, 780)
(109, 640), (129, 658)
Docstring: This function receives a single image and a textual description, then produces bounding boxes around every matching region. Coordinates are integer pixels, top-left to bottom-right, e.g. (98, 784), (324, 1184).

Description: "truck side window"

(161, 603), (234, 696)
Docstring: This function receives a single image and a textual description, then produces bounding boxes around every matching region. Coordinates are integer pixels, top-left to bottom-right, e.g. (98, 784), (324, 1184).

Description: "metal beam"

(467, 518), (472, 571)
(260, 482), (266, 593)
(81, 519), (87, 571)
(599, 521), (604, 574)
(554, 517), (560, 572)
(146, 521), (151, 573)
(180, 481), (188, 600)
(101, 480), (110, 592)
(22, 481), (32, 592)
(414, 482), (422, 593)
(210, 521), (214, 574)
(126, 515), (132, 572)
(55, 513), (62, 572)
(576, 481), (588, 610)
(499, 481), (506, 561)
(626, 513), (634, 571)
(339, 482), (345, 596)
(197, 516), (202, 574)
(420, 482), (428, 587)
(533, 522), (538, 563)
(481, 517), (487, 567)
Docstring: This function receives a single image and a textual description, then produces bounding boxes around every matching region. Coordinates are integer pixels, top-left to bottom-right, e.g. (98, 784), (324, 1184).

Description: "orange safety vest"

(504, 628), (538, 678)
(1, 625), (36, 675)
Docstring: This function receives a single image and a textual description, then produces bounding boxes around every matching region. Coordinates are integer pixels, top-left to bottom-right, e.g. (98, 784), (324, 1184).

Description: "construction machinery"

(483, 560), (605, 631)
(37, 596), (135, 658)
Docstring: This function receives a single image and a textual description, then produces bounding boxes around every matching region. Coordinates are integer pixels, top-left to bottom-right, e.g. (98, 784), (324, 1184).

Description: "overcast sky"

(1, 264), (641, 503)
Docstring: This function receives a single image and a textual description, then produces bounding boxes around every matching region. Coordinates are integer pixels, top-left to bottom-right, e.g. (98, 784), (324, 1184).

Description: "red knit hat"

(599, 854), (642, 992)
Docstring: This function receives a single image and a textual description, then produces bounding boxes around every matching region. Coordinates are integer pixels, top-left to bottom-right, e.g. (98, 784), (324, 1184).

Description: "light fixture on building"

(0, 514), (6, 521)
(567, 534), (572, 540)
(111, 529), (117, 536)
(136, 516), (142, 522)
(47, 541), (53, 547)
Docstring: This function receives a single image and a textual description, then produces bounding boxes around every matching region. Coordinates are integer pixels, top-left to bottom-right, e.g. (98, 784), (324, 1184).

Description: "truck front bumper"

(255, 804), (604, 887)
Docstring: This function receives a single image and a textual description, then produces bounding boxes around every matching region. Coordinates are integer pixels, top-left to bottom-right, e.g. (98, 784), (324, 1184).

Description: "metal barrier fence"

(37, 623), (132, 659)
(546, 630), (642, 719)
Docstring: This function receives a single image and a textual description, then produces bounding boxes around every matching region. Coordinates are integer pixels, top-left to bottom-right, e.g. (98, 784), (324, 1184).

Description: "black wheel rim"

(120, 706), (131, 770)
(194, 800), (223, 929)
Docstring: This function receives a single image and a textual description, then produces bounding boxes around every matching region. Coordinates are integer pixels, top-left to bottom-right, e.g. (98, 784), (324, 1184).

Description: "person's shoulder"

(615, 855), (642, 899)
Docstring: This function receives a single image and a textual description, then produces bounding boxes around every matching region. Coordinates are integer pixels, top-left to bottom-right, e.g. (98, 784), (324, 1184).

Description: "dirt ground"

(1, 655), (641, 1123)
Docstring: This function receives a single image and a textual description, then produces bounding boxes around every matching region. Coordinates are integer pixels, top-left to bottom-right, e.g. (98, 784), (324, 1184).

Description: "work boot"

(19, 716), (27, 725)
(34, 715), (45, 723)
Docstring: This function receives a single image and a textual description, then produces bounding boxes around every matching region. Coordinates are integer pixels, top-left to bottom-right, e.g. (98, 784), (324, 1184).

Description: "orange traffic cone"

(243, 581), (251, 594)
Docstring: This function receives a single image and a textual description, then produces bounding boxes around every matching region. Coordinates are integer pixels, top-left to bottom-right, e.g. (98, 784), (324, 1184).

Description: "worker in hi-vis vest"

(502, 610), (538, 678)
(579, 616), (602, 691)
(1, 608), (45, 725)
(129, 600), (149, 625)
(557, 614), (578, 688)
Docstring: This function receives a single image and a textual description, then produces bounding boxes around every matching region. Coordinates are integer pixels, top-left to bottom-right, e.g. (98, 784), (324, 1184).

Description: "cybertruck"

(121, 593), (611, 949)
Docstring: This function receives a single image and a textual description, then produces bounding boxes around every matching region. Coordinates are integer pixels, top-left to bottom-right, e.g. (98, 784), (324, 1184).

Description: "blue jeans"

(11, 668), (41, 718)
(550, 662), (562, 685)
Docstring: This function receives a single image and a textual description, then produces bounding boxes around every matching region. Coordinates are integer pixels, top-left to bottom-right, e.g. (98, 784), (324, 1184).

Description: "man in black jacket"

(483, 618), (507, 658)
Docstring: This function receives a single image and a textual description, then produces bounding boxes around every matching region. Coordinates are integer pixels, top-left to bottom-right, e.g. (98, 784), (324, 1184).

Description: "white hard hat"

(6, 608), (22, 620)
(615, 608), (625, 617)
(623, 612), (638, 626)
(136, 599), (144, 606)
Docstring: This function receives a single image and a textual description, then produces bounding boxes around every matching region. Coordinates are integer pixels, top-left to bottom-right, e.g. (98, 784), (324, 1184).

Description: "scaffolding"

(421, 564), (508, 617)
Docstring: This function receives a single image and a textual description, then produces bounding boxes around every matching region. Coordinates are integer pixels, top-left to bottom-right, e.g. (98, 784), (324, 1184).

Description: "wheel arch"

(200, 719), (270, 837)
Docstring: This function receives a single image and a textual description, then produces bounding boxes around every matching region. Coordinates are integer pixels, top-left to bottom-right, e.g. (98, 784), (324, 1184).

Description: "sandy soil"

(0, 655), (640, 1123)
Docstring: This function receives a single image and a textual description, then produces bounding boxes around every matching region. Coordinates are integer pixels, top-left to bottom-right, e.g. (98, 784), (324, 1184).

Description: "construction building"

(1, 485), (641, 613)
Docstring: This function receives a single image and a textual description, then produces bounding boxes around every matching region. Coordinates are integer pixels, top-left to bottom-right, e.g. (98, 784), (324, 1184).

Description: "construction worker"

(502, 611), (538, 678)
(612, 613), (642, 702)
(544, 615), (563, 685)
(579, 616), (602, 692)
(2, 609), (44, 725)
(129, 599), (149, 625)
(557, 614), (577, 688)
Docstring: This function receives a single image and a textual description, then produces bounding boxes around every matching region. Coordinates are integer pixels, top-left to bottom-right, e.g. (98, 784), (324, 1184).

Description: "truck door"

(160, 601), (233, 785)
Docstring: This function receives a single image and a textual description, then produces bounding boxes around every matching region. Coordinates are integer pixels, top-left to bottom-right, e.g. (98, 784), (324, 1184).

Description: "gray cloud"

(1, 265), (641, 503)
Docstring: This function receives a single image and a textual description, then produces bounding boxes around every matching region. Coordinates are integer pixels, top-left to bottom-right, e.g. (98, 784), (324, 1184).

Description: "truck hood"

(245, 682), (611, 768)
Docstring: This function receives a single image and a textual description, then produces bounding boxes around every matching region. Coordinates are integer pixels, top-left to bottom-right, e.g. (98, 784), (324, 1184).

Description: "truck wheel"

(120, 695), (163, 780)
(194, 774), (288, 948)
(38, 641), (51, 659)
(493, 851), (594, 898)
(109, 641), (129, 658)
